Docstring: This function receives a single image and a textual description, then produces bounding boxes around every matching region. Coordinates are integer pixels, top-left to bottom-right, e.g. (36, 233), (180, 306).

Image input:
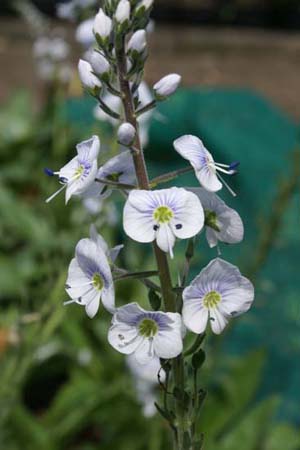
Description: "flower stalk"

(115, 31), (189, 450)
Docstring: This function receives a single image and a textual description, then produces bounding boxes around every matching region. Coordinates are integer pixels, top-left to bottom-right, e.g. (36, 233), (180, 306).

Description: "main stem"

(115, 37), (186, 449)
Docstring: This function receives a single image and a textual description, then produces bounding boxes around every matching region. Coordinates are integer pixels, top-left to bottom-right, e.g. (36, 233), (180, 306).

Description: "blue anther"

(229, 161), (240, 171)
(44, 168), (55, 176)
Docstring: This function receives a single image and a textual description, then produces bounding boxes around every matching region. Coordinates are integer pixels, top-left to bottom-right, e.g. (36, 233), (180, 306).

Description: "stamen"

(175, 224), (182, 229)
(153, 225), (159, 231)
(118, 333), (140, 348)
(45, 183), (67, 203)
(63, 299), (76, 306)
(216, 172), (237, 197)
(65, 281), (94, 289)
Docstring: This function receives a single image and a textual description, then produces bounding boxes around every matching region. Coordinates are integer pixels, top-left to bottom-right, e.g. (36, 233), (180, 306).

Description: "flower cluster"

(46, 0), (255, 439)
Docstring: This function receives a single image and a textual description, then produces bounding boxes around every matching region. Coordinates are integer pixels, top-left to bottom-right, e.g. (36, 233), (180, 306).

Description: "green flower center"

(203, 290), (221, 308)
(139, 318), (158, 337)
(107, 172), (123, 182)
(92, 272), (104, 291)
(153, 206), (173, 224)
(74, 165), (84, 179)
(204, 209), (220, 232)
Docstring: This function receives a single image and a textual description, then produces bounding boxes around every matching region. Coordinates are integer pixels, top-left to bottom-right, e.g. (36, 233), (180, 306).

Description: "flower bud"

(117, 122), (136, 146)
(136, 0), (153, 13)
(115, 0), (131, 24)
(127, 29), (147, 53)
(93, 8), (112, 40)
(78, 59), (101, 92)
(153, 73), (181, 100)
(90, 51), (110, 78)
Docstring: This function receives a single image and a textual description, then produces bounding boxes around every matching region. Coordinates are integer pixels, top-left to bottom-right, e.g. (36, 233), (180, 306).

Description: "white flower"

(78, 59), (101, 90)
(76, 18), (94, 48)
(173, 135), (239, 195)
(45, 135), (100, 204)
(90, 51), (110, 76)
(65, 226), (119, 318)
(117, 122), (136, 146)
(108, 303), (184, 364)
(93, 8), (112, 39)
(153, 74), (181, 100)
(115, 0), (131, 23)
(182, 258), (254, 334)
(33, 37), (69, 61)
(123, 187), (204, 258)
(56, 2), (76, 20)
(127, 354), (164, 417)
(190, 188), (244, 248)
(127, 29), (147, 53)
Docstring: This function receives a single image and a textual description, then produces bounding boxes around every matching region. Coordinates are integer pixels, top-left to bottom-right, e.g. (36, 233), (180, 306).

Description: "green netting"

(65, 87), (300, 424)
(148, 88), (299, 424)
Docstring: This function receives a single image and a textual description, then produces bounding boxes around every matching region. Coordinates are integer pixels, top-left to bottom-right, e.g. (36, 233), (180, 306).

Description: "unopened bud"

(90, 51), (110, 78)
(78, 59), (101, 92)
(115, 0), (130, 24)
(93, 8), (112, 41)
(127, 29), (147, 53)
(117, 122), (136, 146)
(136, 0), (153, 13)
(153, 73), (181, 100)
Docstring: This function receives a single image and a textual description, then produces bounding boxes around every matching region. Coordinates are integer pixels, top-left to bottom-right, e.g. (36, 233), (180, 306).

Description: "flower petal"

(108, 322), (142, 354)
(209, 307), (228, 334)
(134, 339), (155, 365)
(66, 258), (92, 300)
(155, 224), (175, 257)
(173, 135), (207, 170)
(196, 165), (222, 192)
(171, 189), (204, 239)
(218, 209), (244, 244)
(154, 313), (183, 359)
(123, 190), (156, 243)
(182, 299), (209, 334)
(85, 294), (101, 318)
(101, 283), (115, 313)
(76, 135), (100, 161)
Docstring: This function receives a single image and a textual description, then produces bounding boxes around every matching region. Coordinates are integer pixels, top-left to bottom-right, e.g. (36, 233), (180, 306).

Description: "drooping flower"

(89, 224), (123, 262)
(123, 187), (204, 258)
(65, 226), (119, 318)
(108, 303), (184, 364)
(84, 150), (136, 199)
(45, 135), (100, 204)
(190, 188), (244, 248)
(173, 135), (239, 195)
(153, 74), (181, 100)
(126, 354), (165, 417)
(182, 258), (254, 334)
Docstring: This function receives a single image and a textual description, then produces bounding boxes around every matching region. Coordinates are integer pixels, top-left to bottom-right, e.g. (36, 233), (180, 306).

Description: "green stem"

(115, 34), (186, 449)
(150, 166), (194, 188)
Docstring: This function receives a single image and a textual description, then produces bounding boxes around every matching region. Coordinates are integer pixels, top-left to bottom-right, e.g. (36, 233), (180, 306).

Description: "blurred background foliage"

(0, 0), (300, 449)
